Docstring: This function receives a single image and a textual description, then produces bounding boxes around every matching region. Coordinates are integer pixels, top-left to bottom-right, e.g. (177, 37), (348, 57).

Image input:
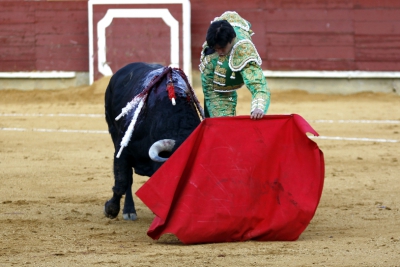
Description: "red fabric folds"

(136, 114), (325, 244)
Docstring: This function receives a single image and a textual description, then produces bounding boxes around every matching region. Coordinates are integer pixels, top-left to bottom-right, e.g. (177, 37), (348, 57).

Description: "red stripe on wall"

(265, 60), (356, 71)
(36, 34), (88, 46)
(266, 33), (354, 46)
(355, 21), (400, 35)
(356, 61), (400, 71)
(354, 0), (400, 8)
(262, 0), (353, 9)
(355, 35), (400, 48)
(36, 59), (88, 71)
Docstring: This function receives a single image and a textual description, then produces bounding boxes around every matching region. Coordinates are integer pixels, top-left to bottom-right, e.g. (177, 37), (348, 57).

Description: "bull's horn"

(148, 139), (176, 162)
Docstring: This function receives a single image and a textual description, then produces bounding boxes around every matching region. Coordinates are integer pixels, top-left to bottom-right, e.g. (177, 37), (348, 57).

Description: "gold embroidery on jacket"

(213, 61), (227, 86)
(213, 84), (242, 92)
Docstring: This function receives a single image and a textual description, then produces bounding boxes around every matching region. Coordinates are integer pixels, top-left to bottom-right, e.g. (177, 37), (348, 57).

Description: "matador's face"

(214, 38), (235, 56)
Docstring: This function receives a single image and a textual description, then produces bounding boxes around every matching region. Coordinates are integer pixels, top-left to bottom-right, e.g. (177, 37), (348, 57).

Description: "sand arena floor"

(0, 76), (399, 266)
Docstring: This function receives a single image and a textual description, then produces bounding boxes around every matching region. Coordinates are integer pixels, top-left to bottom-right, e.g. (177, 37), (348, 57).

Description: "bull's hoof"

(123, 213), (138, 221)
(104, 200), (120, 219)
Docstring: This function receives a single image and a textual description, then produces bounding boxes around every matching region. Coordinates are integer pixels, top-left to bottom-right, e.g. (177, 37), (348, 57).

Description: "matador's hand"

(250, 108), (264, 120)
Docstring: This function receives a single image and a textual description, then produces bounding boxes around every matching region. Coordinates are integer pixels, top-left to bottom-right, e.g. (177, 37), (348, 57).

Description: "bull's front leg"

(104, 154), (132, 219)
(122, 181), (137, 221)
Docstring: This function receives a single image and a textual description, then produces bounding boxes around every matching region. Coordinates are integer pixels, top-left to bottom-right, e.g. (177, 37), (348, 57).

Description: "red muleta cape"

(136, 114), (325, 244)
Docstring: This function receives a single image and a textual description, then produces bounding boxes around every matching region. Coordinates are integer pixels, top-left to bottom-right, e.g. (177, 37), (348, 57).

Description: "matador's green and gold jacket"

(199, 11), (271, 118)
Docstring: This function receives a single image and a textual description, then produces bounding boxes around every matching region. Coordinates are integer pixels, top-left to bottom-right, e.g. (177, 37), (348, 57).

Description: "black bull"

(103, 62), (204, 220)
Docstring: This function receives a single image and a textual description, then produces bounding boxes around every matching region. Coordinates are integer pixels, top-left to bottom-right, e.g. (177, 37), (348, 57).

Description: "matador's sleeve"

(230, 40), (271, 114)
(241, 62), (271, 114)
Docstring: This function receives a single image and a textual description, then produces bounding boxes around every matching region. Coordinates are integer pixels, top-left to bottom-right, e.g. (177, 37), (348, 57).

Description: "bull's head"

(115, 66), (204, 161)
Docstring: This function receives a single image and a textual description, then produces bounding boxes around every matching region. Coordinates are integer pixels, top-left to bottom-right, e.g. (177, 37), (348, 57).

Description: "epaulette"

(229, 39), (262, 72)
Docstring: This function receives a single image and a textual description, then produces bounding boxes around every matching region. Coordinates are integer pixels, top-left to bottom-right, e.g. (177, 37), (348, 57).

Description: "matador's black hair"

(206, 20), (236, 49)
